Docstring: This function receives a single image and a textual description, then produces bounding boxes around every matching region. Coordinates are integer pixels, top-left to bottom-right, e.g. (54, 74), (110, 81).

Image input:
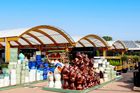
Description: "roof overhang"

(0, 25), (75, 49)
(75, 34), (109, 48)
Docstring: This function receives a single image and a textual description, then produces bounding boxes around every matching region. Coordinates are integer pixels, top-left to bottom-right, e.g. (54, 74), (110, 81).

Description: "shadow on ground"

(116, 72), (134, 91)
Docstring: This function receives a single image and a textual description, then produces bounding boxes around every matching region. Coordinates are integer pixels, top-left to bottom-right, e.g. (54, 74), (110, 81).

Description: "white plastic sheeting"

(0, 25), (75, 47)
(75, 34), (108, 48)
(107, 40), (126, 50)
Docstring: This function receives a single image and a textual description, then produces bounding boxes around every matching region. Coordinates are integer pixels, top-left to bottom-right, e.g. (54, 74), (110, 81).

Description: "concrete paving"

(0, 72), (139, 93)
(0, 82), (57, 93)
(90, 72), (139, 93)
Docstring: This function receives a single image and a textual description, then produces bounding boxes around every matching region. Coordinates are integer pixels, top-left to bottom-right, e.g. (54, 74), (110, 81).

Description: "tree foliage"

(102, 36), (113, 41)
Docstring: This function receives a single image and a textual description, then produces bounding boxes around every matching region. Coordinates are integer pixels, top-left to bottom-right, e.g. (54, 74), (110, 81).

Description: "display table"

(42, 76), (122, 93)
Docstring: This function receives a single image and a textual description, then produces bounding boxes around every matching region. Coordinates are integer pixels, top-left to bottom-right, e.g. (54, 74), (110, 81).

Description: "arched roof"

(0, 25), (75, 47)
(108, 40), (127, 50)
(75, 34), (109, 48)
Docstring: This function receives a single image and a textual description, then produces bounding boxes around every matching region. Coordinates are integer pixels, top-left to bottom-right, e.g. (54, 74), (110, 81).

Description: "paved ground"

(0, 82), (57, 93)
(0, 72), (139, 93)
(90, 72), (139, 93)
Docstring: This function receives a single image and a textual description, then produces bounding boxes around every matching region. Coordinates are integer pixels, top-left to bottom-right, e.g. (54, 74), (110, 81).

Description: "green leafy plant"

(133, 55), (140, 62)
(121, 55), (128, 61)
(96, 50), (100, 56)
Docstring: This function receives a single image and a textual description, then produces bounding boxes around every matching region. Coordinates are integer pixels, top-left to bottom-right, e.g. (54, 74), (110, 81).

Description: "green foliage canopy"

(102, 36), (113, 41)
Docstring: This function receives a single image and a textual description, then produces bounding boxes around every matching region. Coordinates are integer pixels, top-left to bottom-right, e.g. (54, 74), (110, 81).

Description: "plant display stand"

(42, 76), (122, 93)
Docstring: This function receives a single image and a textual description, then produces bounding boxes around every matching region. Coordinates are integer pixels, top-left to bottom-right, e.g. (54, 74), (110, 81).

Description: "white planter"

(99, 67), (104, 72)
(104, 77), (109, 82)
(40, 76), (43, 80)
(37, 72), (41, 81)
(25, 77), (29, 83)
(48, 71), (54, 88)
(0, 79), (4, 87)
(54, 81), (62, 88)
(11, 69), (16, 74)
(100, 79), (104, 84)
(11, 78), (16, 85)
(48, 81), (54, 88)
(54, 74), (61, 81)
(95, 69), (100, 73)
(54, 66), (63, 74)
(98, 59), (103, 64)
(104, 73), (108, 78)
(54, 73), (62, 88)
(4, 76), (10, 87)
(29, 69), (36, 82)
(102, 64), (106, 68)
(94, 62), (99, 68)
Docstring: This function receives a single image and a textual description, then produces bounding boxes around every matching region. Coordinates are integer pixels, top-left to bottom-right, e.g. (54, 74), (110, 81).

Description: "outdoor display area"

(0, 25), (139, 92)
(0, 51), (120, 91)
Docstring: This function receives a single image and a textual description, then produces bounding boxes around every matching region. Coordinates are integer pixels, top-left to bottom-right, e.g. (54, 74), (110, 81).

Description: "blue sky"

(0, 0), (140, 40)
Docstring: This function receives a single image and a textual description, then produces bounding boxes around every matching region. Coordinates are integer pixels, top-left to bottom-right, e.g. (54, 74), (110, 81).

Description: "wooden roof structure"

(0, 25), (75, 49)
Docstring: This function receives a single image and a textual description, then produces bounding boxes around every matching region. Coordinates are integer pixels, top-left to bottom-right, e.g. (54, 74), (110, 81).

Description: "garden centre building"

(0, 25), (139, 92)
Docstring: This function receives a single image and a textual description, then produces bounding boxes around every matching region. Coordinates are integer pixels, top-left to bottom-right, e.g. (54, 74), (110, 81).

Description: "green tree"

(102, 36), (113, 41)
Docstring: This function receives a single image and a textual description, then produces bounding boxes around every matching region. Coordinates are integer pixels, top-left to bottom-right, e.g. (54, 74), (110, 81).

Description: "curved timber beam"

(84, 38), (96, 47)
(20, 37), (33, 46)
(78, 41), (85, 47)
(14, 41), (22, 46)
(19, 25), (75, 46)
(112, 44), (117, 50)
(115, 40), (126, 49)
(84, 34), (108, 47)
(25, 33), (44, 45)
(33, 29), (58, 45)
